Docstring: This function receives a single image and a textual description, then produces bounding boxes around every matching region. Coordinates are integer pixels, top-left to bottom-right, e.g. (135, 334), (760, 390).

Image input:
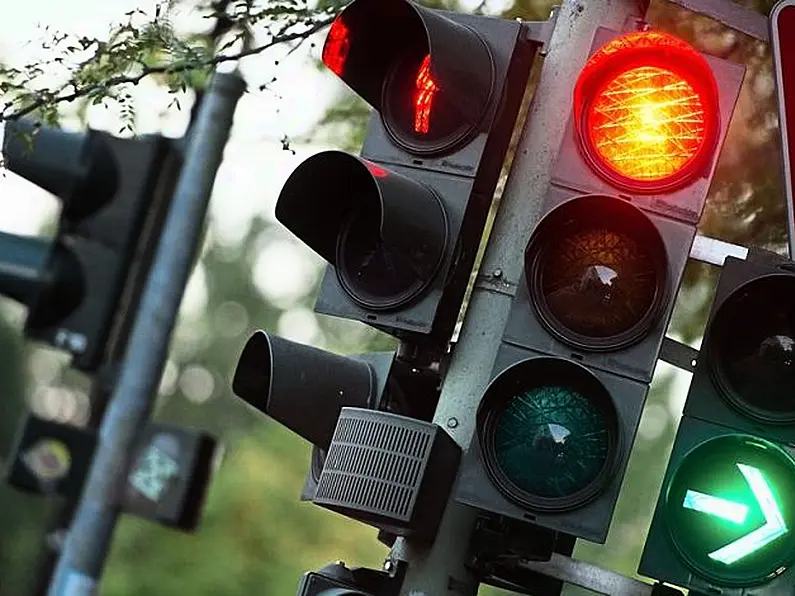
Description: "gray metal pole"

(390, 1), (641, 593)
(47, 70), (246, 596)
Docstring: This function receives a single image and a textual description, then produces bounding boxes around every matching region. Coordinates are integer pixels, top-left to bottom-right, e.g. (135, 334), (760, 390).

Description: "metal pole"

(47, 70), (245, 596)
(390, 1), (641, 593)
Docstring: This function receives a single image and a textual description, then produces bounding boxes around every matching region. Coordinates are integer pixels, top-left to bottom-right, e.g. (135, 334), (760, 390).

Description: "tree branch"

(2, 14), (335, 122)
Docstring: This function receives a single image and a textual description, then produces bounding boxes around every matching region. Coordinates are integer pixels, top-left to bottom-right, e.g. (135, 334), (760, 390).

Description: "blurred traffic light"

(456, 28), (744, 544)
(0, 120), (181, 371)
(639, 248), (795, 592)
(275, 0), (537, 345)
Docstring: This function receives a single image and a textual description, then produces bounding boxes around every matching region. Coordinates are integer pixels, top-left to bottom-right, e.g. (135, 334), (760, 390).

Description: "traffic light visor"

(276, 151), (448, 310)
(573, 31), (719, 193)
(232, 330), (376, 449)
(321, 0), (494, 154)
(524, 194), (668, 351)
(708, 274), (795, 424)
(3, 119), (118, 219)
(476, 357), (620, 512)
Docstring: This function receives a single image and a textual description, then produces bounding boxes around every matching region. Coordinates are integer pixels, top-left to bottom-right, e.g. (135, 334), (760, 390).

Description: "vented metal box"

(313, 407), (461, 540)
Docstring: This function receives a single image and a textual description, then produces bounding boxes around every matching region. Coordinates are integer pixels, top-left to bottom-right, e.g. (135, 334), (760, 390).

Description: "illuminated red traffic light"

(319, 0), (494, 155)
(574, 31), (720, 193)
(322, 18), (350, 76)
(414, 54), (438, 134)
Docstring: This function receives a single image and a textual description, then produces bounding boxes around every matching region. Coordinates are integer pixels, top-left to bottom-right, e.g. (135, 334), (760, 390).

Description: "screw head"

(447, 417), (459, 429)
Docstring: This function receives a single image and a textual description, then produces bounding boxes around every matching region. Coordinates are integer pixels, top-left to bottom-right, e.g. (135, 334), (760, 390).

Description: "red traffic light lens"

(382, 50), (479, 154)
(574, 31), (719, 193)
(708, 275), (795, 424)
(525, 195), (668, 350)
(319, 0), (496, 156)
(323, 17), (350, 76)
(477, 357), (619, 512)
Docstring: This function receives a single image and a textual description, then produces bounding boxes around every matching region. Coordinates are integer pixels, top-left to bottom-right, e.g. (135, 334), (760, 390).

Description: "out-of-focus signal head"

(3, 119), (119, 220)
(573, 31), (720, 194)
(476, 356), (621, 513)
(707, 274), (795, 424)
(276, 151), (448, 311)
(321, 0), (494, 155)
(524, 194), (669, 352)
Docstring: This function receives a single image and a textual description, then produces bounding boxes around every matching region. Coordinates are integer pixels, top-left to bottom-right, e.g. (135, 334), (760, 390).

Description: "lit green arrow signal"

(665, 434), (795, 587)
(682, 464), (787, 565)
(710, 465), (787, 564)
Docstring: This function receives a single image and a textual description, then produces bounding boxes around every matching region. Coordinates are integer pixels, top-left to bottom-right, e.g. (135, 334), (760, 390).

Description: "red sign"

(772, 0), (795, 257)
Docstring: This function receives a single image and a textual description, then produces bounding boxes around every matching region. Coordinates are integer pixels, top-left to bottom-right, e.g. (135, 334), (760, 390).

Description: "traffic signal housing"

(0, 120), (181, 371)
(275, 0), (538, 345)
(232, 331), (395, 452)
(639, 248), (795, 592)
(233, 331), (399, 501)
(456, 28), (744, 543)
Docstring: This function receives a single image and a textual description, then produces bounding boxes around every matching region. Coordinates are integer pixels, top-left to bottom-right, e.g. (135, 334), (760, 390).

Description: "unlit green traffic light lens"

(665, 434), (795, 586)
(493, 385), (611, 502)
(709, 275), (795, 423)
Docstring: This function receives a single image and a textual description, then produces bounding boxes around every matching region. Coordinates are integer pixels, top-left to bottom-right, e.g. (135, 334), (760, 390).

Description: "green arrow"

(707, 464), (788, 565)
(683, 490), (749, 524)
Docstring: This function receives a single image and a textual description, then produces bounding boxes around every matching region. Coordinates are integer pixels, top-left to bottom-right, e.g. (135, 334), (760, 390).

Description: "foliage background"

(0, 0), (787, 594)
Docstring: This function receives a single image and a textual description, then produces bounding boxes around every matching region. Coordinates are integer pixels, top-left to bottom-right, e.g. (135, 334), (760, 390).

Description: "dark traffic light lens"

(478, 357), (619, 512)
(526, 195), (668, 350)
(709, 275), (795, 423)
(382, 49), (476, 154)
(494, 385), (610, 498)
(337, 202), (438, 310)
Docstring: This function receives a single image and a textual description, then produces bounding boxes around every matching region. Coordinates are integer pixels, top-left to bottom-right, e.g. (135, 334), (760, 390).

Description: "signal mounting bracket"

(522, 7), (560, 55)
(659, 337), (698, 373)
(518, 554), (685, 595)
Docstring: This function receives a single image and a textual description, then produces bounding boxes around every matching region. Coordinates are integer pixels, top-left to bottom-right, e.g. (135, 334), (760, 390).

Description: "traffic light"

(456, 28), (745, 543)
(232, 331), (399, 498)
(275, 0), (537, 344)
(0, 119), (181, 371)
(232, 331), (395, 451)
(232, 332), (460, 540)
(639, 248), (795, 592)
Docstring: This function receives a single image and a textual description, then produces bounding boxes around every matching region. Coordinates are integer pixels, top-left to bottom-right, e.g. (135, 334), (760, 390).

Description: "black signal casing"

(16, 132), (180, 372)
(683, 248), (795, 446)
(503, 185), (695, 384)
(121, 423), (219, 532)
(280, 5), (537, 345)
(313, 167), (471, 336)
(298, 352), (396, 502)
(456, 342), (646, 544)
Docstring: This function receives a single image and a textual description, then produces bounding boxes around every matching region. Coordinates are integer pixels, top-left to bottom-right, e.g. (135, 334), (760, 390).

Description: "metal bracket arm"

(518, 553), (684, 596)
(663, 0), (768, 42)
(523, 6), (560, 54)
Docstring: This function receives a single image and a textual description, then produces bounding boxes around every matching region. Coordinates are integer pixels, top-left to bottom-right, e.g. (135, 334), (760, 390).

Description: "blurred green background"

(0, 0), (788, 594)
